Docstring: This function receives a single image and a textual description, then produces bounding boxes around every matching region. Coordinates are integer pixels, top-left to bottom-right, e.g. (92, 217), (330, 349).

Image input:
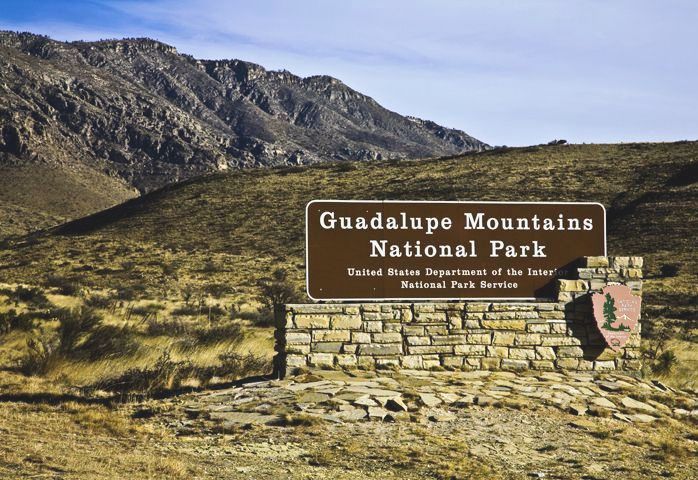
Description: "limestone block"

(577, 359), (594, 370)
(453, 344), (487, 356)
(312, 330), (351, 342)
(291, 305), (343, 314)
(515, 311), (540, 319)
(630, 256), (643, 268)
(402, 325), (424, 336)
(372, 332), (402, 343)
(336, 354), (358, 367)
(484, 311), (518, 320)
(549, 322), (568, 334)
(539, 311), (565, 320)
(558, 279), (589, 292)
(535, 346), (556, 360)
(294, 314), (330, 329)
(406, 336), (430, 346)
(308, 353), (334, 367)
(556, 358), (579, 369)
(593, 360), (616, 371)
(343, 306), (360, 315)
(531, 360), (555, 370)
(431, 335), (468, 345)
(465, 358), (482, 368)
(285, 355), (308, 367)
(313, 342), (343, 353)
(486, 346), (509, 358)
(509, 348), (536, 360)
(491, 303), (536, 312)
(466, 333), (492, 344)
(557, 346), (584, 358)
(342, 344), (358, 354)
(408, 345), (454, 354)
(286, 344), (310, 355)
(330, 315), (362, 329)
(425, 325), (449, 335)
(541, 335), (582, 347)
(514, 333), (542, 346)
(492, 331), (516, 345)
(585, 256), (609, 268)
(501, 359), (529, 370)
(363, 312), (393, 321)
(384, 323), (402, 333)
(527, 323), (550, 333)
(482, 319), (527, 330)
(376, 358), (400, 368)
(464, 319), (481, 329)
(612, 257), (630, 268)
(465, 303), (491, 312)
(414, 304), (436, 313)
(357, 356), (375, 369)
(442, 356), (465, 368)
(401, 355), (424, 369)
(361, 304), (381, 312)
(286, 332), (311, 344)
(363, 321), (383, 333)
(352, 332), (371, 343)
(358, 344), (403, 356)
(481, 357), (501, 369)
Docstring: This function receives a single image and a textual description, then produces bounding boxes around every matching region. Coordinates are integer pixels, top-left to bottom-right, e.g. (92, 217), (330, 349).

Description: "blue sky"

(1, 0), (697, 146)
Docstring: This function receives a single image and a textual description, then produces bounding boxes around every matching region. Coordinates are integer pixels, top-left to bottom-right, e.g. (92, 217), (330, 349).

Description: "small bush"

(204, 283), (232, 298)
(56, 307), (102, 353)
(256, 268), (300, 326)
(96, 350), (195, 395)
(131, 303), (165, 317)
(77, 324), (138, 361)
(45, 274), (82, 295)
(213, 351), (269, 378)
(145, 317), (189, 336)
(19, 336), (59, 376)
(191, 322), (242, 345)
(10, 285), (50, 308)
(84, 294), (114, 309)
(652, 350), (678, 375)
(659, 264), (680, 278)
(0, 309), (34, 333)
(171, 305), (200, 316)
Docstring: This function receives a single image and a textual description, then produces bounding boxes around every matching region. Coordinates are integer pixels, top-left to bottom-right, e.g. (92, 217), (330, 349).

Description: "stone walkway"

(171, 370), (697, 431)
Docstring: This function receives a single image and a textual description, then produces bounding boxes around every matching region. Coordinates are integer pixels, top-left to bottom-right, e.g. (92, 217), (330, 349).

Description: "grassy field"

(0, 141), (695, 478)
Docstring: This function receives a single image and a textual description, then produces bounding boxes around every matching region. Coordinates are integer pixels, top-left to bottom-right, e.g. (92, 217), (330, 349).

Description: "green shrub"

(77, 324), (138, 360)
(45, 274), (82, 295)
(56, 307), (102, 353)
(256, 268), (299, 326)
(10, 285), (50, 308)
(0, 309), (34, 333)
(145, 317), (188, 336)
(191, 322), (242, 345)
(19, 336), (59, 376)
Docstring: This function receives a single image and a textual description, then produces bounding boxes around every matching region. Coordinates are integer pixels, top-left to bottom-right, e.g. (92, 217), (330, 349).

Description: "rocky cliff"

(0, 31), (488, 193)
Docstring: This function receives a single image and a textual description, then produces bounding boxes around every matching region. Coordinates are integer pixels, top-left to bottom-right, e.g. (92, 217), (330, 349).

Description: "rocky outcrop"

(0, 31), (488, 192)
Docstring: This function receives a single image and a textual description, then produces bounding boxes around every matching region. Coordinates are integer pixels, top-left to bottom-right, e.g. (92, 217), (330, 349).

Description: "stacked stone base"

(277, 257), (642, 377)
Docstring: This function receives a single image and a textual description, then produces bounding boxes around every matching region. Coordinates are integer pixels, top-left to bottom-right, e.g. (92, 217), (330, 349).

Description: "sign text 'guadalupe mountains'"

(306, 201), (606, 300)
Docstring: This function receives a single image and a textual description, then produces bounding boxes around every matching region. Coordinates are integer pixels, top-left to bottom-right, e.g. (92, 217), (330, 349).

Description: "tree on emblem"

(601, 293), (630, 331)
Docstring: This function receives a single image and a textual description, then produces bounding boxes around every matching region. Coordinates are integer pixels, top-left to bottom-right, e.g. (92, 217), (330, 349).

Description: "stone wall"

(276, 256), (643, 377)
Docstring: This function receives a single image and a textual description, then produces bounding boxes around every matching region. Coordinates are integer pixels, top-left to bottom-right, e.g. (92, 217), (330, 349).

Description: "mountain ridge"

(0, 30), (488, 195)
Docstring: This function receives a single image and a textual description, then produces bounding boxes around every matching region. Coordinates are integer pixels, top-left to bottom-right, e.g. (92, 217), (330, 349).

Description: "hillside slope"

(1, 142), (695, 319)
(0, 31), (486, 197)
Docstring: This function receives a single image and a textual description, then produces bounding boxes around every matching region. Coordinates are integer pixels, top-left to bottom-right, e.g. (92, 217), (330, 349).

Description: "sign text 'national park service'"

(306, 200), (606, 300)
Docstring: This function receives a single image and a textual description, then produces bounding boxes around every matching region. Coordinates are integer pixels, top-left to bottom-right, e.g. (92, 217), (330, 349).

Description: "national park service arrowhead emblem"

(592, 285), (641, 351)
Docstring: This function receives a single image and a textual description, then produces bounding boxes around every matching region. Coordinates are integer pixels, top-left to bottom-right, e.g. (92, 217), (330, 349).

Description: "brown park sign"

(306, 200), (606, 300)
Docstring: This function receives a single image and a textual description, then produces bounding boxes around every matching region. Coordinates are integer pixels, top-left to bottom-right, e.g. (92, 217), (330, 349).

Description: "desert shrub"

(83, 293), (114, 309)
(256, 268), (300, 326)
(0, 309), (34, 333)
(96, 350), (196, 396)
(116, 285), (146, 301)
(201, 260), (220, 273)
(131, 303), (165, 317)
(145, 317), (189, 336)
(213, 351), (270, 378)
(45, 274), (82, 295)
(19, 336), (59, 376)
(172, 304), (200, 316)
(191, 322), (242, 345)
(204, 283), (232, 298)
(651, 350), (678, 375)
(56, 307), (102, 353)
(659, 264), (680, 278)
(10, 285), (50, 308)
(77, 324), (138, 361)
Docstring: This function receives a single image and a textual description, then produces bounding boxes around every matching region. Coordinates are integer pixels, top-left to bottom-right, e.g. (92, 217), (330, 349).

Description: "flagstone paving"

(171, 369), (697, 429)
